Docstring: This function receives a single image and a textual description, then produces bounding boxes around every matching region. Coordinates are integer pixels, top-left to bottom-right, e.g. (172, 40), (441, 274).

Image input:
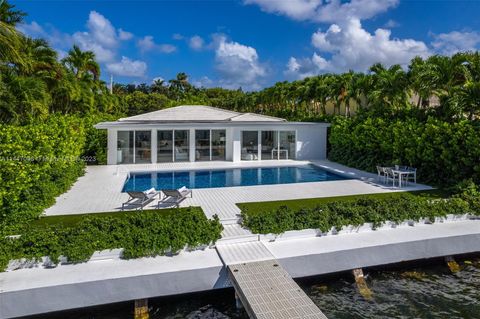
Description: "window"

(195, 130), (210, 161)
(157, 130), (190, 162)
(279, 131), (296, 160)
(117, 131), (134, 164)
(211, 130), (226, 161)
(241, 131), (259, 160)
(261, 131), (277, 160)
(157, 130), (173, 163)
(135, 131), (151, 163)
(195, 129), (227, 161)
(117, 131), (151, 164)
(174, 130), (189, 162)
(259, 130), (296, 160)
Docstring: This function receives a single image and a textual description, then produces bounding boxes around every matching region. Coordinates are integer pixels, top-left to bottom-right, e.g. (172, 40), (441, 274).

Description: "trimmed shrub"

(0, 208), (223, 271)
(241, 194), (477, 235)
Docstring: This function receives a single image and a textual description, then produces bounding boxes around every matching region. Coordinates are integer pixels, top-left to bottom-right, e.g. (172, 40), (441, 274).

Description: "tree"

(0, 1), (25, 65)
(369, 63), (409, 112)
(62, 45), (100, 81)
(0, 0), (26, 26)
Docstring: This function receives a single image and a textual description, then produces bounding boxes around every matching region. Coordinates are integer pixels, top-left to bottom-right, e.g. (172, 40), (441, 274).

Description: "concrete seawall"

(1, 220), (479, 319)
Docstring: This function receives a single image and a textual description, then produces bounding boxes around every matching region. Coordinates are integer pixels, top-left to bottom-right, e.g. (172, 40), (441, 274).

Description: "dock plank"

(228, 259), (327, 319)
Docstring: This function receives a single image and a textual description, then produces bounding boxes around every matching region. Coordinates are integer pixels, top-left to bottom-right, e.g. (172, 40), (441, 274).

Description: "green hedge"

(0, 115), (86, 233)
(328, 117), (480, 186)
(241, 194), (476, 235)
(0, 208), (223, 271)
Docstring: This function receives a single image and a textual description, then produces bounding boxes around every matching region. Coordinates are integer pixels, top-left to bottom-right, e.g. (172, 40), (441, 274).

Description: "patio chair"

(405, 167), (417, 184)
(158, 186), (193, 208)
(384, 167), (399, 186)
(122, 188), (159, 211)
(376, 166), (386, 183)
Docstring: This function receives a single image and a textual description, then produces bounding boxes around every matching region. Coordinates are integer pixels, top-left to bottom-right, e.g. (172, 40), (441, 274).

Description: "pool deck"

(44, 160), (432, 226)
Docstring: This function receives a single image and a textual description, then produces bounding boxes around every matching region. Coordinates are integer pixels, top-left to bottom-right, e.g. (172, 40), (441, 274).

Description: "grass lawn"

(31, 207), (203, 229)
(237, 189), (447, 214)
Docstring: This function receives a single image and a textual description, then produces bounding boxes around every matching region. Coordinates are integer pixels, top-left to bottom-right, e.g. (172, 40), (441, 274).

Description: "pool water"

(122, 165), (348, 191)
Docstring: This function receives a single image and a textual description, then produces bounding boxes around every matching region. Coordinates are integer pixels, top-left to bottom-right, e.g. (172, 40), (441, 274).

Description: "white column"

(225, 128), (233, 161)
(232, 128), (241, 162)
(107, 129), (117, 165)
(151, 129), (157, 164)
(189, 128), (195, 162)
(257, 130), (261, 161)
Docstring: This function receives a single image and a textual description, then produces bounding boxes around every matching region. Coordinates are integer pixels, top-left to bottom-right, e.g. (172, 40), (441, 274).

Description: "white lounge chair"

(158, 186), (193, 208)
(122, 188), (159, 211)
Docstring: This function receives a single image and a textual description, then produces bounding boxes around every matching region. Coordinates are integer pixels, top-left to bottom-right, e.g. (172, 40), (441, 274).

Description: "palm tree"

(0, 0), (26, 26)
(17, 38), (58, 77)
(369, 63), (409, 112)
(62, 45), (100, 81)
(0, 1), (25, 66)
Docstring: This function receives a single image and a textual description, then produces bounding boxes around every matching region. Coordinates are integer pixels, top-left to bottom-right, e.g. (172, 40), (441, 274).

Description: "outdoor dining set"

(376, 165), (417, 188)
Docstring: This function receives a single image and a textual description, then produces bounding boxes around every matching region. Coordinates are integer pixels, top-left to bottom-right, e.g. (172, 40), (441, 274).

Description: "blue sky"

(16, 0), (480, 90)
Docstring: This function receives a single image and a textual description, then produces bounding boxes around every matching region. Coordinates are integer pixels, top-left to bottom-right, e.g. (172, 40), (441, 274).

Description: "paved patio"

(44, 160), (432, 223)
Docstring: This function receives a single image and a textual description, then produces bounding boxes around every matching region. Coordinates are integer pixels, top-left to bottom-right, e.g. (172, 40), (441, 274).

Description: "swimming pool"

(122, 165), (349, 191)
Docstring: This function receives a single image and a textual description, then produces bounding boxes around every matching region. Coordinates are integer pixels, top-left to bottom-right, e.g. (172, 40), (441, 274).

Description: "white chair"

(384, 167), (399, 186)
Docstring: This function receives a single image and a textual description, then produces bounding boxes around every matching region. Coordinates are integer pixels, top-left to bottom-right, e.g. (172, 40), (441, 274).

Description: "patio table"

(392, 169), (416, 187)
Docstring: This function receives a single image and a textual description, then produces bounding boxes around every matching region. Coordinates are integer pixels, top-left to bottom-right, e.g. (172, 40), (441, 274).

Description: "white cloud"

(106, 56), (147, 77)
(189, 35), (205, 50)
(214, 36), (267, 90)
(285, 54), (328, 79)
(287, 18), (429, 78)
(192, 76), (215, 88)
(118, 28), (133, 40)
(17, 21), (73, 48)
(17, 21), (44, 35)
(137, 35), (176, 53)
(172, 33), (184, 40)
(247, 0), (432, 78)
(431, 31), (480, 55)
(244, 0), (399, 23)
(70, 11), (134, 63)
(384, 19), (400, 28)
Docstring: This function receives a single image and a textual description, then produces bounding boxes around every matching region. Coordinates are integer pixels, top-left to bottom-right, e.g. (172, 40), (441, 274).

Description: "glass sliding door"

(174, 130), (189, 162)
(241, 131), (258, 160)
(279, 131), (296, 159)
(195, 130), (210, 161)
(211, 130), (226, 160)
(261, 131), (277, 160)
(135, 131), (152, 163)
(117, 131), (134, 164)
(157, 130), (173, 162)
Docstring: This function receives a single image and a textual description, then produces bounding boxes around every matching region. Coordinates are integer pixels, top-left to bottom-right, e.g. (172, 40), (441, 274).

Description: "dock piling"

(134, 299), (149, 319)
(445, 256), (460, 273)
(234, 291), (244, 309)
(352, 268), (373, 300)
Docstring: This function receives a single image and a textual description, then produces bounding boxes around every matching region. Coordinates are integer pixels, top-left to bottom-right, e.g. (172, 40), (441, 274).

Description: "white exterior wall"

(104, 123), (329, 165)
(107, 129), (117, 165)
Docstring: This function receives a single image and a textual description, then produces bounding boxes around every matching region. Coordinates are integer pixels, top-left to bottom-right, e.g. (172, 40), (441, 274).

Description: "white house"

(95, 105), (329, 165)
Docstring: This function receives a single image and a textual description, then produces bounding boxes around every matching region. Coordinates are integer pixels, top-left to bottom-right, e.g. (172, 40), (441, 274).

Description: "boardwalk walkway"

(216, 241), (327, 319)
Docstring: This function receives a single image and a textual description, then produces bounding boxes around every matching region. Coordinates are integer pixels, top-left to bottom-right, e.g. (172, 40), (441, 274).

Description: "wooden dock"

(217, 241), (327, 319)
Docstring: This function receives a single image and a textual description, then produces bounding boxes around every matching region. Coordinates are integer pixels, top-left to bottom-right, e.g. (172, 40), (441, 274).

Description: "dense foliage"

(241, 193), (478, 235)
(329, 117), (480, 185)
(0, 116), (86, 233)
(0, 208), (223, 271)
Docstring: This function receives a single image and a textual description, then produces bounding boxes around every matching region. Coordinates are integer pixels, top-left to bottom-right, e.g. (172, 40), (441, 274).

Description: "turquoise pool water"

(122, 164), (348, 191)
